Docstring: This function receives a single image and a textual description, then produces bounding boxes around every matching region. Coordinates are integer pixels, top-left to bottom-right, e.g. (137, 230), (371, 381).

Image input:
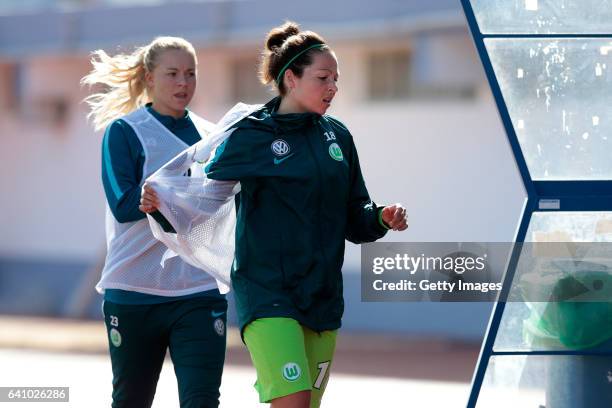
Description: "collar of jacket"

(145, 103), (192, 130)
(263, 96), (322, 132)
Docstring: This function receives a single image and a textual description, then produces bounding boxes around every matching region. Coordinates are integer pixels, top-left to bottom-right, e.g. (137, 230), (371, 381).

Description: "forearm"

(101, 119), (146, 223)
(345, 200), (388, 243)
(111, 186), (146, 223)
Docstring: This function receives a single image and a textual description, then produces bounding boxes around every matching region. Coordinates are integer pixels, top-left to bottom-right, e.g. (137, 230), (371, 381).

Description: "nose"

(176, 73), (187, 86)
(329, 80), (338, 94)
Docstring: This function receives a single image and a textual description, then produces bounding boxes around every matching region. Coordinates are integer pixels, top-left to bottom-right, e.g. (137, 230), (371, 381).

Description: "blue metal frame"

(460, 1), (612, 406)
(493, 350), (612, 356)
(483, 34), (612, 39)
(465, 203), (533, 408)
(459, 5), (536, 199)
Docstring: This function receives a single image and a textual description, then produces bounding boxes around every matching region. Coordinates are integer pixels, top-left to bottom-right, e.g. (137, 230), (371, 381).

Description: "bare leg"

(270, 390), (311, 408)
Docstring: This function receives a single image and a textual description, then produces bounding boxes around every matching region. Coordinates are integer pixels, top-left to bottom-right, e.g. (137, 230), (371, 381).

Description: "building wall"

(0, 56), (106, 262)
(1, 32), (524, 258)
(0, 30), (525, 337)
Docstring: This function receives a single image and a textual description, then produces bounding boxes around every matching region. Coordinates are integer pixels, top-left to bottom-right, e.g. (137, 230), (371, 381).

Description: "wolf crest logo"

(110, 328), (122, 347)
(282, 362), (302, 381)
(328, 143), (343, 161)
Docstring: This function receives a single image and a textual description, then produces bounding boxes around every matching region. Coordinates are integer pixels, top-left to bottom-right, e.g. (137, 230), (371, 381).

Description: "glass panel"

(486, 39), (612, 180)
(526, 211), (612, 242)
(493, 302), (533, 351)
(494, 212), (612, 351)
(477, 355), (612, 408)
(476, 355), (544, 408)
(470, 0), (612, 34)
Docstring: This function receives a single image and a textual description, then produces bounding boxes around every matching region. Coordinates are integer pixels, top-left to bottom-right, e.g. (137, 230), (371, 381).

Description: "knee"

(271, 390), (311, 408)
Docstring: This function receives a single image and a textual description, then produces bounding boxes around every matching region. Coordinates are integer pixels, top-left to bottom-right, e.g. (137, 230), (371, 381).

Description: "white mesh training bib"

(96, 108), (219, 296)
(145, 103), (261, 294)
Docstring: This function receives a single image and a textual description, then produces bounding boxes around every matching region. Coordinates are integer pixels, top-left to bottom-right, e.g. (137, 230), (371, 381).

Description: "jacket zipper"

(305, 124), (331, 326)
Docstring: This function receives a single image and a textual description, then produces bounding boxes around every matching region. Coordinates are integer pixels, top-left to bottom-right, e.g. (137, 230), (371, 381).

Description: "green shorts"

(243, 317), (337, 407)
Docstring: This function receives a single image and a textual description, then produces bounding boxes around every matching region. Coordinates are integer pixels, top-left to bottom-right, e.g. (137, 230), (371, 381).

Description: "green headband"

(276, 43), (326, 85)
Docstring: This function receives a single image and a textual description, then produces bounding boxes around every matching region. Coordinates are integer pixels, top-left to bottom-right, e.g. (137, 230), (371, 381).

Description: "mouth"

(174, 92), (188, 100)
(322, 97), (333, 106)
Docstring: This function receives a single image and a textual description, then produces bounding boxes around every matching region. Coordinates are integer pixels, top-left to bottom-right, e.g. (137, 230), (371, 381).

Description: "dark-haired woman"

(142, 22), (407, 408)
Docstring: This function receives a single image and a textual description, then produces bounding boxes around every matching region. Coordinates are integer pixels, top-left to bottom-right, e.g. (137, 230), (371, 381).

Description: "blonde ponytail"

(82, 37), (197, 132)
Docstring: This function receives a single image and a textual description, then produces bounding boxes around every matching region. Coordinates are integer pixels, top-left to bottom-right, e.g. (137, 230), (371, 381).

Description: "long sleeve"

(101, 120), (147, 223)
(344, 137), (389, 244)
(204, 131), (252, 182)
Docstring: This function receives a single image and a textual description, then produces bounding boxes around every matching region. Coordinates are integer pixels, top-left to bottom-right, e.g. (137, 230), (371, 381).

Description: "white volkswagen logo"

(214, 318), (225, 336)
(271, 139), (290, 156)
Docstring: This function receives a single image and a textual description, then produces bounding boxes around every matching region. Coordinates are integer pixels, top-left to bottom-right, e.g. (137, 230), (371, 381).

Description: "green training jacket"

(206, 97), (388, 333)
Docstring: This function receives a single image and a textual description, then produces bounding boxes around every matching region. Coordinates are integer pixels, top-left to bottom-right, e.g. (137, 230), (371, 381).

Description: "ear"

(284, 69), (297, 91)
(144, 70), (154, 90)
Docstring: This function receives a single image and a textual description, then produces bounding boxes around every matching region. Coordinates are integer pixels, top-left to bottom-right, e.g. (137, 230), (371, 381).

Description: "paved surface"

(0, 349), (476, 407)
(0, 316), (480, 382)
(0, 316), (500, 407)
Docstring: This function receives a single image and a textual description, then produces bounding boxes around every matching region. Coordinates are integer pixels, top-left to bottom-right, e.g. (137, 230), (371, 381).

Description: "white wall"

(0, 36), (526, 267)
(0, 56), (106, 262)
(328, 43), (526, 272)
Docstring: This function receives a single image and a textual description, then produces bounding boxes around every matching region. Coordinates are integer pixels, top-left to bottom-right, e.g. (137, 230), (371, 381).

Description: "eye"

(167, 72), (177, 77)
(318, 76), (328, 81)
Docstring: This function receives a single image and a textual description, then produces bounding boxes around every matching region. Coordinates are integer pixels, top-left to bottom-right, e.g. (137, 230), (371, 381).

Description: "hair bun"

(265, 21), (300, 51)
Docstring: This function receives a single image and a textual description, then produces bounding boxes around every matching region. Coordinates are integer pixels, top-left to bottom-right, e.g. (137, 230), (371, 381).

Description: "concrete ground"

(0, 316), (486, 407)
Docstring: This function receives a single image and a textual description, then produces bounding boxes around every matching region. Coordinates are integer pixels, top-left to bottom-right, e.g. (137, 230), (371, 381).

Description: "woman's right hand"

(139, 182), (160, 213)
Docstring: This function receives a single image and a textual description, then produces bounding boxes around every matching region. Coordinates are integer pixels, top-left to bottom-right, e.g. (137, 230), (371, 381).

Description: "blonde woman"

(82, 37), (226, 408)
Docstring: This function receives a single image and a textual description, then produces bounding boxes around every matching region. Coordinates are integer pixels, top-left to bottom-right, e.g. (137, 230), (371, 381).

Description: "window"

(367, 35), (479, 102)
(0, 62), (23, 113)
(367, 49), (412, 100)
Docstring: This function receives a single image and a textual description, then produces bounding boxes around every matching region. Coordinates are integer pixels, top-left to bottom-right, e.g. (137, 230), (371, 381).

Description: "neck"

(276, 96), (306, 115)
(150, 102), (185, 119)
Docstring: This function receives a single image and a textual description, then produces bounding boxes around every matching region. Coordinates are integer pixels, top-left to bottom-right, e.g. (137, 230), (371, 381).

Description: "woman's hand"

(139, 183), (160, 213)
(381, 204), (408, 231)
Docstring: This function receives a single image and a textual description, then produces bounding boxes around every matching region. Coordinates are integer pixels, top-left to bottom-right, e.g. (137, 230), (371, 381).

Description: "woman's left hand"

(381, 204), (408, 231)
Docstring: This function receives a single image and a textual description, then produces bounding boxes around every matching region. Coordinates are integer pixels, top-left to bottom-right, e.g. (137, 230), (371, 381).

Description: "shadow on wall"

(0, 257), (103, 318)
